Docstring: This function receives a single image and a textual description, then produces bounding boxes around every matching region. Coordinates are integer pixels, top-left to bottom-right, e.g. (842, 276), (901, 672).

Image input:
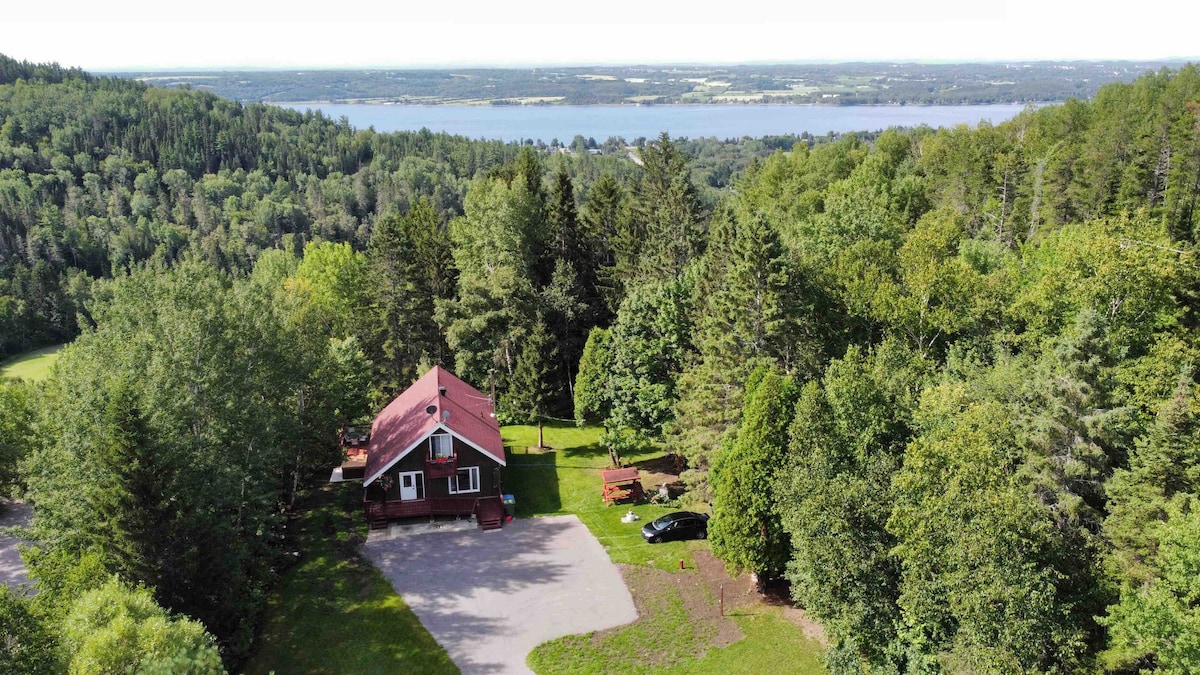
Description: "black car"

(641, 511), (710, 543)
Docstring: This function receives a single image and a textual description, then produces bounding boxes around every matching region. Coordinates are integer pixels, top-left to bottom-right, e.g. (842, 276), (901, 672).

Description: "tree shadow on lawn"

(246, 485), (458, 675)
(505, 450), (564, 515)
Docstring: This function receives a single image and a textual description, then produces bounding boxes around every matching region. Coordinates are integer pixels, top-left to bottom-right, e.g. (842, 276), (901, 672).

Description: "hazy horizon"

(93, 57), (1197, 75)
(6, 0), (1199, 71)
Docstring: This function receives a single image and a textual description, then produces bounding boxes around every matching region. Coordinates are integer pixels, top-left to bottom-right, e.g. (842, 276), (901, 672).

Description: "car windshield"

(650, 514), (685, 530)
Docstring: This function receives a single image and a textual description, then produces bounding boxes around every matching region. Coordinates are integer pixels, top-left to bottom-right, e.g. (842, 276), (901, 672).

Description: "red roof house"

(362, 366), (507, 530)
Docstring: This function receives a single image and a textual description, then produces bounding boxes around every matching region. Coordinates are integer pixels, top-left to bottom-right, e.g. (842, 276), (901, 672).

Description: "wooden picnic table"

(601, 467), (645, 506)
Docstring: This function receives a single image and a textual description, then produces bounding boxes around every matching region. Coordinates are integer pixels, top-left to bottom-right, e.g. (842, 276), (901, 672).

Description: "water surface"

(282, 103), (1035, 142)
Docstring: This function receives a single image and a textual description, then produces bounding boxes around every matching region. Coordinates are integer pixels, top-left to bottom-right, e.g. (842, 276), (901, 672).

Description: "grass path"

(0, 344), (64, 382)
(243, 484), (456, 675)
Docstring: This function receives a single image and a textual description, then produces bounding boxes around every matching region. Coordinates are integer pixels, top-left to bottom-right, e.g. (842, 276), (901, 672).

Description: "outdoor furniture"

(601, 467), (645, 506)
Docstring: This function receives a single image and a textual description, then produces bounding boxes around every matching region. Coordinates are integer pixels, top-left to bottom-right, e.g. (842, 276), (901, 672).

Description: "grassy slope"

(244, 483), (456, 675)
(0, 344), (64, 382)
(503, 424), (825, 675)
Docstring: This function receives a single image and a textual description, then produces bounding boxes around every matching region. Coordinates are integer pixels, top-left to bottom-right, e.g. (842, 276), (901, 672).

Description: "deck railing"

(425, 454), (458, 478)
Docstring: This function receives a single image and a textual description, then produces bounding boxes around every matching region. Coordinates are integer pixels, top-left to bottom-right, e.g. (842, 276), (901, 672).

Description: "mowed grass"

(0, 344), (64, 382)
(504, 424), (826, 675)
(502, 424), (706, 572)
(529, 605), (825, 675)
(668, 608), (826, 675)
(244, 483), (456, 675)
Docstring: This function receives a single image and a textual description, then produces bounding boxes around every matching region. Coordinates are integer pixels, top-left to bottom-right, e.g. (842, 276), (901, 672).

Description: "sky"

(3, 0), (1197, 71)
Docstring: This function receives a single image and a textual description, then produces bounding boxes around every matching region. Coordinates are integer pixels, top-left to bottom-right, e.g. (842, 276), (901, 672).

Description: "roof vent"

(439, 386), (447, 397)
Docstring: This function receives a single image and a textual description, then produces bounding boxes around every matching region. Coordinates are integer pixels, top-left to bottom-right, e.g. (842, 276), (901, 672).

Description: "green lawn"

(666, 609), (826, 674)
(503, 424), (827, 674)
(0, 344), (64, 382)
(529, 604), (824, 675)
(244, 483), (456, 675)
(502, 424), (706, 572)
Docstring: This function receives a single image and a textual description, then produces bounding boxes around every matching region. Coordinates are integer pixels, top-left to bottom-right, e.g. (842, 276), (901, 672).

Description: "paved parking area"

(1, 500), (31, 589)
(363, 514), (637, 674)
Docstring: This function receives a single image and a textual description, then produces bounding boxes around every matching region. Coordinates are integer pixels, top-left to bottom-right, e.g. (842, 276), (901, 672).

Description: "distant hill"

(114, 61), (1190, 105)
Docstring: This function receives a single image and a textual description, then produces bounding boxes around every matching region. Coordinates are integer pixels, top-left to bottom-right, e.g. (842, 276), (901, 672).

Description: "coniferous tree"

(672, 207), (815, 493)
(581, 172), (628, 313)
(368, 198), (454, 390)
(92, 380), (168, 590)
(574, 327), (612, 426)
(507, 320), (558, 448)
(708, 368), (799, 580)
(631, 133), (707, 281)
(1105, 376), (1200, 585)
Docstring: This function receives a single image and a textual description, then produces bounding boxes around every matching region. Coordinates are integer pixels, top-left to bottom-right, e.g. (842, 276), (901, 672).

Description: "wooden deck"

(365, 495), (504, 530)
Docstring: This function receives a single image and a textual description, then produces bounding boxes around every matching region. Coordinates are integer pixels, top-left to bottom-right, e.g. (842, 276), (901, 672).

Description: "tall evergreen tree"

(672, 207), (815, 493)
(708, 368), (799, 580)
(92, 379), (168, 590)
(631, 133), (707, 281)
(507, 320), (558, 448)
(581, 171), (628, 314)
(368, 198), (454, 390)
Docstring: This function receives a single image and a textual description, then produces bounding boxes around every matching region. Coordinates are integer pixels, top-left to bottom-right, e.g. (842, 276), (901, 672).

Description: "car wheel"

(650, 536), (661, 544)
(698, 529), (707, 540)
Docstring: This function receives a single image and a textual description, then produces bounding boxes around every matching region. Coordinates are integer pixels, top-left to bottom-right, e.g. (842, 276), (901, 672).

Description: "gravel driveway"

(1, 499), (31, 589)
(363, 514), (637, 674)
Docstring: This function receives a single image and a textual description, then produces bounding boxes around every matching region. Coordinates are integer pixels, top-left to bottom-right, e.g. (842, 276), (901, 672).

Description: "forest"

(2, 51), (1200, 673)
(119, 61), (1185, 106)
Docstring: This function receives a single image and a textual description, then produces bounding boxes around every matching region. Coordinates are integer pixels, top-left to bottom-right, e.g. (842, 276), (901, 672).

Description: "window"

(448, 466), (480, 494)
(429, 433), (453, 460)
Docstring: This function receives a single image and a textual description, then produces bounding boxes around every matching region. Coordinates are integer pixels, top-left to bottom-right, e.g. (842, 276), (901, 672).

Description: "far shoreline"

(275, 100), (1052, 108)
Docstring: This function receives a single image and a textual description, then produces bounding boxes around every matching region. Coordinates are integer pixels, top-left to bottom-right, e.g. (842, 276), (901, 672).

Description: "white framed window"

(448, 466), (480, 494)
(429, 433), (453, 460)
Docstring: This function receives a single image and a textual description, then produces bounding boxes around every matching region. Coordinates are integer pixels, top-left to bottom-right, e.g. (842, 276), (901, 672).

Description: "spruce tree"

(507, 320), (558, 448)
(92, 379), (167, 590)
(708, 368), (799, 580)
(581, 172), (628, 314)
(672, 208), (814, 493)
(368, 198), (454, 390)
(631, 133), (707, 281)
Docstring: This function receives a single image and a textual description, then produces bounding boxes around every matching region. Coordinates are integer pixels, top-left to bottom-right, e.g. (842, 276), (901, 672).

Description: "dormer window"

(429, 433), (454, 461)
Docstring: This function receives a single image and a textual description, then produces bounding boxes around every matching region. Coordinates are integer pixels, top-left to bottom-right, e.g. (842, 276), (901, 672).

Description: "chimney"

(439, 386), (447, 397)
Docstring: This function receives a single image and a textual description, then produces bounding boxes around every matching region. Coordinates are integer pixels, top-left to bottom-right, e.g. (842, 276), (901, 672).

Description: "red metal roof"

(364, 366), (505, 485)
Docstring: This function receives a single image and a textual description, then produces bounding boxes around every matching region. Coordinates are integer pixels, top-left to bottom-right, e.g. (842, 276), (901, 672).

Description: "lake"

(281, 103), (1035, 143)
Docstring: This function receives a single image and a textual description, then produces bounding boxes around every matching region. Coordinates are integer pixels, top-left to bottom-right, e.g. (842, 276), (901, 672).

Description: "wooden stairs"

(477, 497), (504, 530)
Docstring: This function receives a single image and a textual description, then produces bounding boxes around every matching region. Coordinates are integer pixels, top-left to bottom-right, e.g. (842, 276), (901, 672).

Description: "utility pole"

(488, 368), (497, 411)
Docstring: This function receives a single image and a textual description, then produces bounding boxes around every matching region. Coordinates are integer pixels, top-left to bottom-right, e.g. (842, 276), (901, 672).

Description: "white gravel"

(363, 514), (638, 674)
(0, 499), (31, 590)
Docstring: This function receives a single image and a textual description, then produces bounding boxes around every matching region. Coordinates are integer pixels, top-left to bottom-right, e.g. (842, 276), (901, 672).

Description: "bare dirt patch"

(693, 549), (757, 610)
(692, 548), (828, 646)
(779, 606), (829, 645)
(631, 454), (685, 497)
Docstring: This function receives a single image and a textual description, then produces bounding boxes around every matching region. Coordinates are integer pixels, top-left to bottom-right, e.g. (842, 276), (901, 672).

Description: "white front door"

(398, 471), (423, 501)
